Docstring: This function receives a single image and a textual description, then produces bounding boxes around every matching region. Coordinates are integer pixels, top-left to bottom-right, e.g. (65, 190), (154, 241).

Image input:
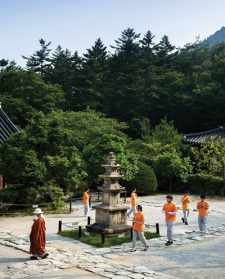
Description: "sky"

(1, 0), (225, 65)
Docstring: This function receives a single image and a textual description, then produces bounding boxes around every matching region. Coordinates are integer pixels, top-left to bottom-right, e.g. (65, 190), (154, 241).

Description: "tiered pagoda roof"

(183, 126), (225, 144)
(0, 103), (19, 144)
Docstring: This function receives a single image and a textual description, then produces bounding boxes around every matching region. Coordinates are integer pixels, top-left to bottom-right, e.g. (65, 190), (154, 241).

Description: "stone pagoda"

(87, 152), (131, 234)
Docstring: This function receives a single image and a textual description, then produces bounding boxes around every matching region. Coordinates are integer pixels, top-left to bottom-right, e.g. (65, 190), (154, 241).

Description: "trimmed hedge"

(130, 162), (158, 195)
(184, 174), (225, 196)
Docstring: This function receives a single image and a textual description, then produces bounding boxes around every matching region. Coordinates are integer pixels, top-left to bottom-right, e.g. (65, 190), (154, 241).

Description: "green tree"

(23, 38), (52, 78)
(140, 30), (155, 50)
(113, 28), (140, 54)
(80, 38), (108, 111)
(107, 28), (145, 121)
(128, 117), (151, 139)
(149, 118), (182, 147)
(130, 162), (158, 195)
(49, 46), (82, 110)
(0, 70), (64, 127)
(153, 150), (192, 192)
(155, 35), (175, 60)
(0, 110), (138, 202)
(192, 139), (225, 178)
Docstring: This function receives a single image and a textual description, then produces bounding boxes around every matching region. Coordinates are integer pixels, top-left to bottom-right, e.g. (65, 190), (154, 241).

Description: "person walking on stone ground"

(30, 208), (49, 260)
(181, 191), (191, 225)
(163, 195), (177, 246)
(132, 204), (149, 251)
(127, 188), (138, 218)
(83, 189), (90, 216)
(197, 194), (209, 233)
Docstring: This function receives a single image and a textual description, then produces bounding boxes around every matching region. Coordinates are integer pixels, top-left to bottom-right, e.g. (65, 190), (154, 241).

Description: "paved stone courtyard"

(1, 195), (225, 279)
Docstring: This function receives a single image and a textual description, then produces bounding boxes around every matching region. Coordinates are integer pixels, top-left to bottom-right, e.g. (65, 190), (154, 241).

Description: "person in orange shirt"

(197, 194), (209, 233)
(163, 195), (177, 246)
(83, 189), (90, 216)
(132, 205), (149, 251)
(127, 189), (138, 218)
(181, 191), (191, 225)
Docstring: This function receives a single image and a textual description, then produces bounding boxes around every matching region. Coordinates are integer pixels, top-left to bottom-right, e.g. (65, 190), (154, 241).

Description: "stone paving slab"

(0, 231), (179, 279)
(1, 195), (225, 279)
(1, 223), (225, 279)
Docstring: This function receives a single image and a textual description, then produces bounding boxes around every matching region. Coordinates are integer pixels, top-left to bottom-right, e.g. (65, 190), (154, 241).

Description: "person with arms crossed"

(197, 194), (209, 233)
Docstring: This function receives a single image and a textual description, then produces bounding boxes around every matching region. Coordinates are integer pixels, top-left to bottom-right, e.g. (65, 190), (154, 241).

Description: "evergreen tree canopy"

(23, 38), (52, 78)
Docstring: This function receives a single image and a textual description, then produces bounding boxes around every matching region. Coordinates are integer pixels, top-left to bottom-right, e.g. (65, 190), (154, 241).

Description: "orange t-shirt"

(182, 195), (190, 210)
(83, 192), (90, 205)
(133, 211), (145, 232)
(131, 192), (137, 208)
(163, 202), (177, 222)
(197, 201), (209, 217)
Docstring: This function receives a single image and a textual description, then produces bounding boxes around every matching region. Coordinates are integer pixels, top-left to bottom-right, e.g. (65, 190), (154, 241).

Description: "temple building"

(183, 126), (225, 144)
(0, 103), (19, 189)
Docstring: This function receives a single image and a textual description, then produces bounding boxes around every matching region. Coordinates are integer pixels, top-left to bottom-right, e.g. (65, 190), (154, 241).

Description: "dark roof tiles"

(184, 126), (225, 144)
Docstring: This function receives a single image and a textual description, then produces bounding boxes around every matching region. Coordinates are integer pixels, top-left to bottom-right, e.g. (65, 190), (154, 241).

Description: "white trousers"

(127, 207), (136, 217)
(132, 231), (148, 248)
(84, 204), (89, 216)
(166, 221), (174, 241)
(183, 209), (190, 222)
(198, 216), (207, 232)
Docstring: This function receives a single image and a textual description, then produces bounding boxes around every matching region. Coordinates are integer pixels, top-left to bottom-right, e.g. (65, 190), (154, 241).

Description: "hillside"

(200, 26), (225, 47)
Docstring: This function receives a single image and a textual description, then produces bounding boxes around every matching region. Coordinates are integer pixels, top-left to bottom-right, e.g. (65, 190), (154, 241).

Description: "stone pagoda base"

(87, 203), (131, 235)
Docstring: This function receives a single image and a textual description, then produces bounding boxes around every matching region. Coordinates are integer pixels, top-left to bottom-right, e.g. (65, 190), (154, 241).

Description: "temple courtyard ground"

(0, 194), (225, 278)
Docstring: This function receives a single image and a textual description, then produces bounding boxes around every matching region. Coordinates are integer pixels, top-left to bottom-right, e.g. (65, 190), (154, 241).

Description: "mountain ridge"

(199, 26), (225, 48)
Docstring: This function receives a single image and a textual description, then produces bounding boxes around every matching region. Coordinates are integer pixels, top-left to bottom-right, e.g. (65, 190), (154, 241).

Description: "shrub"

(185, 174), (224, 196)
(129, 162), (158, 195)
(37, 182), (65, 209)
(0, 186), (21, 203)
(0, 183), (65, 209)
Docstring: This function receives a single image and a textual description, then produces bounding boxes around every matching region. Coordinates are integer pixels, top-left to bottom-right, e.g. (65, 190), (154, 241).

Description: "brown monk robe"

(30, 208), (48, 259)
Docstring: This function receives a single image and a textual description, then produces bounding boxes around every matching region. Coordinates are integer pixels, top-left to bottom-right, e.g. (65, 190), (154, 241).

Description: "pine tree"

(112, 28), (140, 55)
(140, 30), (155, 50)
(23, 38), (52, 78)
(139, 31), (157, 123)
(0, 59), (19, 71)
(83, 38), (107, 63)
(107, 28), (145, 121)
(49, 46), (82, 110)
(80, 38), (108, 111)
(155, 35), (175, 59)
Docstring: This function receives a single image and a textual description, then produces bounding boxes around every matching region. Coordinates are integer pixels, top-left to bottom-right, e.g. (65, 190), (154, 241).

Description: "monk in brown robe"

(30, 208), (48, 259)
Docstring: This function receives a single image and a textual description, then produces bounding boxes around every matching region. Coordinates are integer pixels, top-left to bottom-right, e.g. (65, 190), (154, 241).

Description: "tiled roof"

(0, 104), (19, 144)
(183, 126), (225, 144)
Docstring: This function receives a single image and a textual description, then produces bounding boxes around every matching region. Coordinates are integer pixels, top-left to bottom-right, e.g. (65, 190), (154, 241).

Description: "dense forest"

(1, 28), (225, 208)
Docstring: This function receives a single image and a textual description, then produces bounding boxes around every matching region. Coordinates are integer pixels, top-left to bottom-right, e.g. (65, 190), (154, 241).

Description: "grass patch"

(60, 229), (159, 248)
